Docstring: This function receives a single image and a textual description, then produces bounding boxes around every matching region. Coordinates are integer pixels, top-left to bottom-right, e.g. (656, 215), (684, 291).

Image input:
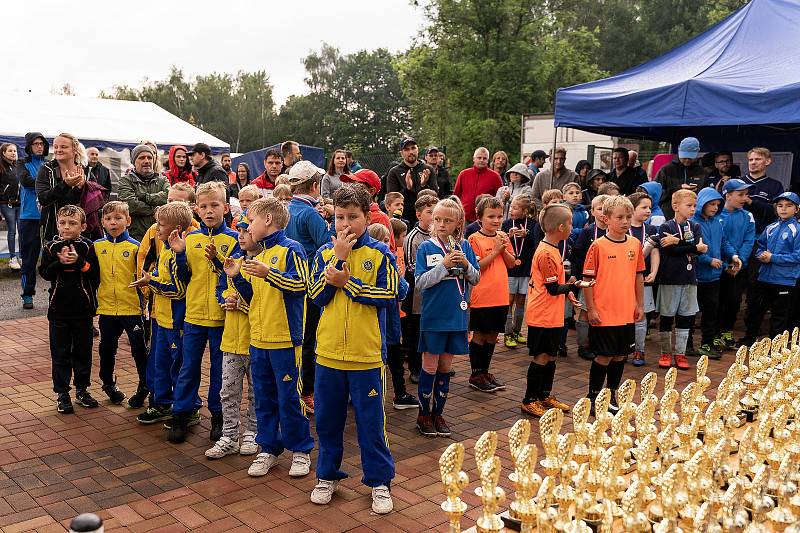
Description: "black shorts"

(469, 305), (509, 332)
(589, 324), (635, 356)
(527, 326), (561, 357)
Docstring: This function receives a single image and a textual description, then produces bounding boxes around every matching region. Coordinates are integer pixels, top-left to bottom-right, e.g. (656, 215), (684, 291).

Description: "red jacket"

(369, 203), (395, 248)
(252, 172), (277, 190)
(454, 166), (503, 222)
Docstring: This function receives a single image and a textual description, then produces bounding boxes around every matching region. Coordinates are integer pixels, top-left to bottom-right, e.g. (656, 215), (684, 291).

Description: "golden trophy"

(679, 448), (711, 521)
(508, 444), (539, 533)
(766, 454), (797, 527)
(721, 481), (749, 532)
(621, 480), (650, 532)
(439, 443), (469, 533)
(633, 433), (658, 502)
(571, 398), (592, 465)
(475, 456), (505, 533)
(538, 409), (563, 477)
(475, 430), (497, 470)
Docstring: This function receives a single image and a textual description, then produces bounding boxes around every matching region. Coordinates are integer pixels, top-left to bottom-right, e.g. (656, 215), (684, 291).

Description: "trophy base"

(499, 510), (521, 531)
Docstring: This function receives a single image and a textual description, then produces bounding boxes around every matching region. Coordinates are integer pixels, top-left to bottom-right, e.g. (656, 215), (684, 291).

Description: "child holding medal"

(501, 193), (537, 348)
(414, 198), (480, 437)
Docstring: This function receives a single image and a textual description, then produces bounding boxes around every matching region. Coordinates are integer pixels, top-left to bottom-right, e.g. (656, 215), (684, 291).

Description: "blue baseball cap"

(677, 137), (700, 159)
(721, 178), (752, 195)
(236, 211), (250, 230)
(775, 191), (800, 206)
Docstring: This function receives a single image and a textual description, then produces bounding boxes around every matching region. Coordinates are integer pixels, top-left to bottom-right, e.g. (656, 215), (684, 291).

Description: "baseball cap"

(531, 149), (548, 160)
(677, 137), (700, 159)
(287, 160), (324, 186)
(399, 137), (417, 150)
(775, 191), (800, 206)
(341, 168), (382, 193)
(721, 179), (752, 195)
(425, 146), (439, 156)
(187, 143), (212, 157)
(236, 213), (250, 230)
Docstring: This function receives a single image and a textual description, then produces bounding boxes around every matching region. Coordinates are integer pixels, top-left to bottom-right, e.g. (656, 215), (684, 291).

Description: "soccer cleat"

(712, 336), (727, 354)
(540, 396), (571, 412)
(392, 393), (419, 410)
(311, 480), (339, 505)
(248, 453), (278, 477)
(520, 401), (547, 417)
(516, 332), (527, 344)
(700, 343), (722, 360)
(417, 415), (437, 437)
(57, 393), (74, 414)
(210, 412), (223, 441)
(301, 394), (315, 415)
(22, 296), (34, 310)
(75, 390), (99, 408)
(468, 373), (497, 393)
(164, 409), (200, 430)
(658, 353), (672, 369)
(674, 353), (690, 370)
(504, 334), (518, 348)
(608, 392), (620, 415)
(102, 383), (126, 405)
(240, 432), (259, 455)
(127, 384), (148, 409)
(720, 331), (736, 350)
(485, 373), (506, 391)
(433, 415), (451, 437)
(371, 485), (394, 514)
(696, 344), (716, 358)
(289, 452), (311, 477)
(137, 405), (171, 424)
(205, 436), (239, 459)
(631, 351), (645, 366)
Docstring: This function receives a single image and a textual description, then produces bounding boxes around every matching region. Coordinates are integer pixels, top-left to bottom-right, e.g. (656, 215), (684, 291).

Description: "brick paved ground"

(0, 316), (740, 532)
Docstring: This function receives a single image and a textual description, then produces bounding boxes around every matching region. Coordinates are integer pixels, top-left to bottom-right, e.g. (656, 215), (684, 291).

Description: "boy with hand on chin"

(308, 185), (399, 515)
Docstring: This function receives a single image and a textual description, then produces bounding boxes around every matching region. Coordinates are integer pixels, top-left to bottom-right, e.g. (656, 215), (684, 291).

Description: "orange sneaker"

(674, 353), (690, 370)
(301, 394), (315, 414)
(540, 396), (571, 412)
(520, 401), (547, 417)
(658, 353), (672, 368)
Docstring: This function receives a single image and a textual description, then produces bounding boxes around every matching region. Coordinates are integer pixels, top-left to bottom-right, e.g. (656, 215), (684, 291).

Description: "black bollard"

(69, 513), (103, 533)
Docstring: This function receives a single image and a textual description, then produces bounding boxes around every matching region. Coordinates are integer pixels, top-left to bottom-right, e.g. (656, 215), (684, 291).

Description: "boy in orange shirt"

(582, 196), (645, 414)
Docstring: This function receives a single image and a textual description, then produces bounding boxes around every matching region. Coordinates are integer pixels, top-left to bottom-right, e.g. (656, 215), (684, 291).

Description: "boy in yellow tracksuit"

(307, 184), (399, 515)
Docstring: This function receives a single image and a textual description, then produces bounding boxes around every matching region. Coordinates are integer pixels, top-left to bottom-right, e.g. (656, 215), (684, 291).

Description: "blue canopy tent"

(554, 0), (800, 184)
(232, 144), (325, 179)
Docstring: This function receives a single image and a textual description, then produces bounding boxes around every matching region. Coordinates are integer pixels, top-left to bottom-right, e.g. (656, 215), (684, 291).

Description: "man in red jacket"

(454, 147), (503, 222)
(251, 149), (283, 194)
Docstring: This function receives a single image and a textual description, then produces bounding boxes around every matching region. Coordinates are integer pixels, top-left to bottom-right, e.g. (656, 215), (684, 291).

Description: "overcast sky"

(5, 0), (427, 106)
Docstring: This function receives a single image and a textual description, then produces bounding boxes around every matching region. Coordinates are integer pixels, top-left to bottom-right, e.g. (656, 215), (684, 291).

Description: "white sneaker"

(239, 432), (259, 455)
(310, 479), (339, 504)
(371, 485), (393, 514)
(205, 436), (239, 459)
(288, 452), (311, 477)
(8, 257), (21, 270)
(247, 453), (278, 477)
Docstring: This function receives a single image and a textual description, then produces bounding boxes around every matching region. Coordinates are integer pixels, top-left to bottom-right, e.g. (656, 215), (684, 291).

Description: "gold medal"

(514, 259), (522, 266)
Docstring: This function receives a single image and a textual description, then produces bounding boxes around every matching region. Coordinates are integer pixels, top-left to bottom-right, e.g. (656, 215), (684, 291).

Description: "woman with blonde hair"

(491, 150), (509, 184)
(0, 143), (21, 269)
(35, 133), (88, 241)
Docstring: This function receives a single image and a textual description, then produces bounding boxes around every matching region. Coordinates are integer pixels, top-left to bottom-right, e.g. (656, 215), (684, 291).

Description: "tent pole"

(552, 122), (558, 160)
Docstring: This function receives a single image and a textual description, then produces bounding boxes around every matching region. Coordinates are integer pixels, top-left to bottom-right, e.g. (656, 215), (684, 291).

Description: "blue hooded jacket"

(719, 202), (756, 269)
(570, 203), (588, 241)
(756, 217), (800, 286)
(691, 188), (736, 283)
(639, 181), (665, 227)
(19, 132), (49, 220)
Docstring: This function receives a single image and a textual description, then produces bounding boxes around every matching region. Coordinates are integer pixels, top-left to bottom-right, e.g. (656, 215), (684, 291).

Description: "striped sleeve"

(264, 247), (308, 294)
(308, 248), (339, 306)
(342, 251), (399, 308)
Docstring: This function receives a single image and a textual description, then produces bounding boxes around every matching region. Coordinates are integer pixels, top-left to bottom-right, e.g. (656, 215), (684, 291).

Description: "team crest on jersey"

(627, 250), (635, 261)
(194, 243), (202, 248)
(220, 244), (229, 253)
(122, 251), (130, 258)
(362, 259), (374, 271)
(270, 256), (278, 264)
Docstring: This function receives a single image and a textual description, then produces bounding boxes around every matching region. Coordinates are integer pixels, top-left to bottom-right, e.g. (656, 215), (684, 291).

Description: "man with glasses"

(17, 133), (48, 310)
(704, 151), (741, 192)
(531, 146), (578, 210)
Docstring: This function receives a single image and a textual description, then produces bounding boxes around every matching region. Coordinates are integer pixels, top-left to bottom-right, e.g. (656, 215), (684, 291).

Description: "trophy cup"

(679, 448), (711, 521)
(721, 481), (749, 533)
(439, 443), (469, 533)
(633, 433), (658, 502)
(475, 456), (506, 533)
(571, 398), (592, 465)
(766, 454), (797, 528)
(621, 480), (651, 533)
(539, 409), (563, 477)
(508, 444), (540, 533)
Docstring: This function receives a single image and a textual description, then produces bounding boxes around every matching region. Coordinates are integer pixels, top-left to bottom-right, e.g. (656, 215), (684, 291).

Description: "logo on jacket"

(220, 244), (229, 253)
(282, 374), (292, 382)
(194, 243), (202, 248)
(101, 249), (108, 254)
(270, 256), (278, 265)
(122, 251), (130, 258)
(362, 259), (374, 272)
(170, 343), (177, 349)
(368, 388), (378, 397)
(627, 250), (635, 261)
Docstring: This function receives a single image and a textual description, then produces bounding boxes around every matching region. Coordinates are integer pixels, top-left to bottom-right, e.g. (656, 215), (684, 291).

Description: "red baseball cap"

(341, 168), (381, 193)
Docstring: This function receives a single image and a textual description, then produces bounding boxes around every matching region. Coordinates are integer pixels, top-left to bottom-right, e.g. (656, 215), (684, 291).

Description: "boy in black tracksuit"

(39, 205), (101, 414)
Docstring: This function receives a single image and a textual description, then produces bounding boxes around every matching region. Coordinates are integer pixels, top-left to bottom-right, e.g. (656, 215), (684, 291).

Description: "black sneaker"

(578, 346), (595, 361)
(433, 415), (451, 437)
(416, 415), (437, 437)
(409, 373), (419, 384)
(393, 393), (419, 410)
(75, 390), (99, 408)
(168, 414), (188, 443)
(22, 296), (34, 310)
(557, 345), (568, 358)
(57, 393), (74, 414)
(127, 384), (148, 409)
(165, 409), (201, 430)
(468, 373), (497, 393)
(210, 412), (223, 441)
(608, 392), (620, 415)
(102, 383), (126, 405)
(137, 405), (171, 424)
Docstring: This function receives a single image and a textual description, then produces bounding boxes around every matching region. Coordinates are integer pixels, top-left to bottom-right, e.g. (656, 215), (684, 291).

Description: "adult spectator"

(251, 148), (282, 194)
(117, 144), (168, 241)
(742, 147), (783, 234)
(321, 148), (348, 199)
(165, 145), (196, 186)
(582, 168), (607, 207)
(85, 147), (112, 191)
(608, 147), (646, 196)
(575, 160), (591, 186)
(280, 140), (302, 174)
(628, 150), (649, 183)
(17, 132), (47, 309)
(703, 150), (741, 192)
(139, 140), (163, 174)
(453, 146), (503, 222)
(491, 150), (509, 184)
(35, 133), (87, 242)
(220, 153), (236, 183)
(530, 146), (577, 210)
(230, 163), (251, 199)
(425, 146), (451, 198)
(0, 143), (21, 270)
(527, 149), (548, 176)
(345, 149), (362, 173)
(190, 143), (228, 186)
(385, 137), (437, 224)
(654, 136), (707, 219)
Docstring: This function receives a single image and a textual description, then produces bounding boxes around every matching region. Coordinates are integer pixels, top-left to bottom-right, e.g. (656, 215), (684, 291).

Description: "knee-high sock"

(560, 325), (568, 347)
(659, 331), (673, 354)
(576, 319), (589, 348)
(469, 341), (482, 375)
(542, 360), (557, 399)
(484, 343), (496, 372)
(513, 305), (525, 334)
(588, 360), (608, 399)
(674, 328), (690, 355)
(417, 370), (435, 416)
(634, 319), (647, 352)
(431, 372), (451, 415)
(606, 359), (625, 391)
(524, 362), (545, 404)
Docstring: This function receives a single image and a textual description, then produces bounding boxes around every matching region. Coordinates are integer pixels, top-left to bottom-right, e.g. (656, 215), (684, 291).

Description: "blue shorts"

(419, 331), (469, 355)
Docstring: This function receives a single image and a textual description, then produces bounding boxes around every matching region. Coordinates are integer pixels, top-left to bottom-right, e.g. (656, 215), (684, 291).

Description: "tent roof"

(554, 0), (800, 142)
(0, 92), (229, 152)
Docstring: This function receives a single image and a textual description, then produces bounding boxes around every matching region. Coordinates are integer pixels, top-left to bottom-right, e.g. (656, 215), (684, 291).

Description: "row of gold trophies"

(439, 329), (800, 532)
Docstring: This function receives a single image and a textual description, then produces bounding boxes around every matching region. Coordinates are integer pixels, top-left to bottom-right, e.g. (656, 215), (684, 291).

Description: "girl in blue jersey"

(414, 198), (480, 438)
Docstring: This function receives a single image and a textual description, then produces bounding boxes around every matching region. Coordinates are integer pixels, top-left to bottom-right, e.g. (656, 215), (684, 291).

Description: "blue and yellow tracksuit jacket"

(148, 242), (186, 330)
(218, 252), (251, 356)
(232, 230), (308, 349)
(176, 222), (240, 327)
(94, 231), (143, 316)
(308, 231), (399, 370)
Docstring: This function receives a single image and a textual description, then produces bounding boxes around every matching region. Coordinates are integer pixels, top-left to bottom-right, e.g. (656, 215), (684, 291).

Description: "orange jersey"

(468, 231), (513, 308)
(526, 242), (566, 328)
(582, 235), (645, 326)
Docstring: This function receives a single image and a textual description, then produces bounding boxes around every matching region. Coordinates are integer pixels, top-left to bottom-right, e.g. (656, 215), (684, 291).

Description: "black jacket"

(385, 160), (437, 223)
(654, 158), (708, 219)
(434, 166), (451, 198)
(608, 166), (647, 196)
(196, 160), (229, 186)
(85, 163), (112, 192)
(36, 161), (84, 242)
(39, 236), (100, 318)
(0, 165), (20, 205)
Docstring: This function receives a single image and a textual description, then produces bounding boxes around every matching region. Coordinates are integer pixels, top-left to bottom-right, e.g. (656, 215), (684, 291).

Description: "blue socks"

(417, 370), (435, 416)
(432, 372), (451, 415)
